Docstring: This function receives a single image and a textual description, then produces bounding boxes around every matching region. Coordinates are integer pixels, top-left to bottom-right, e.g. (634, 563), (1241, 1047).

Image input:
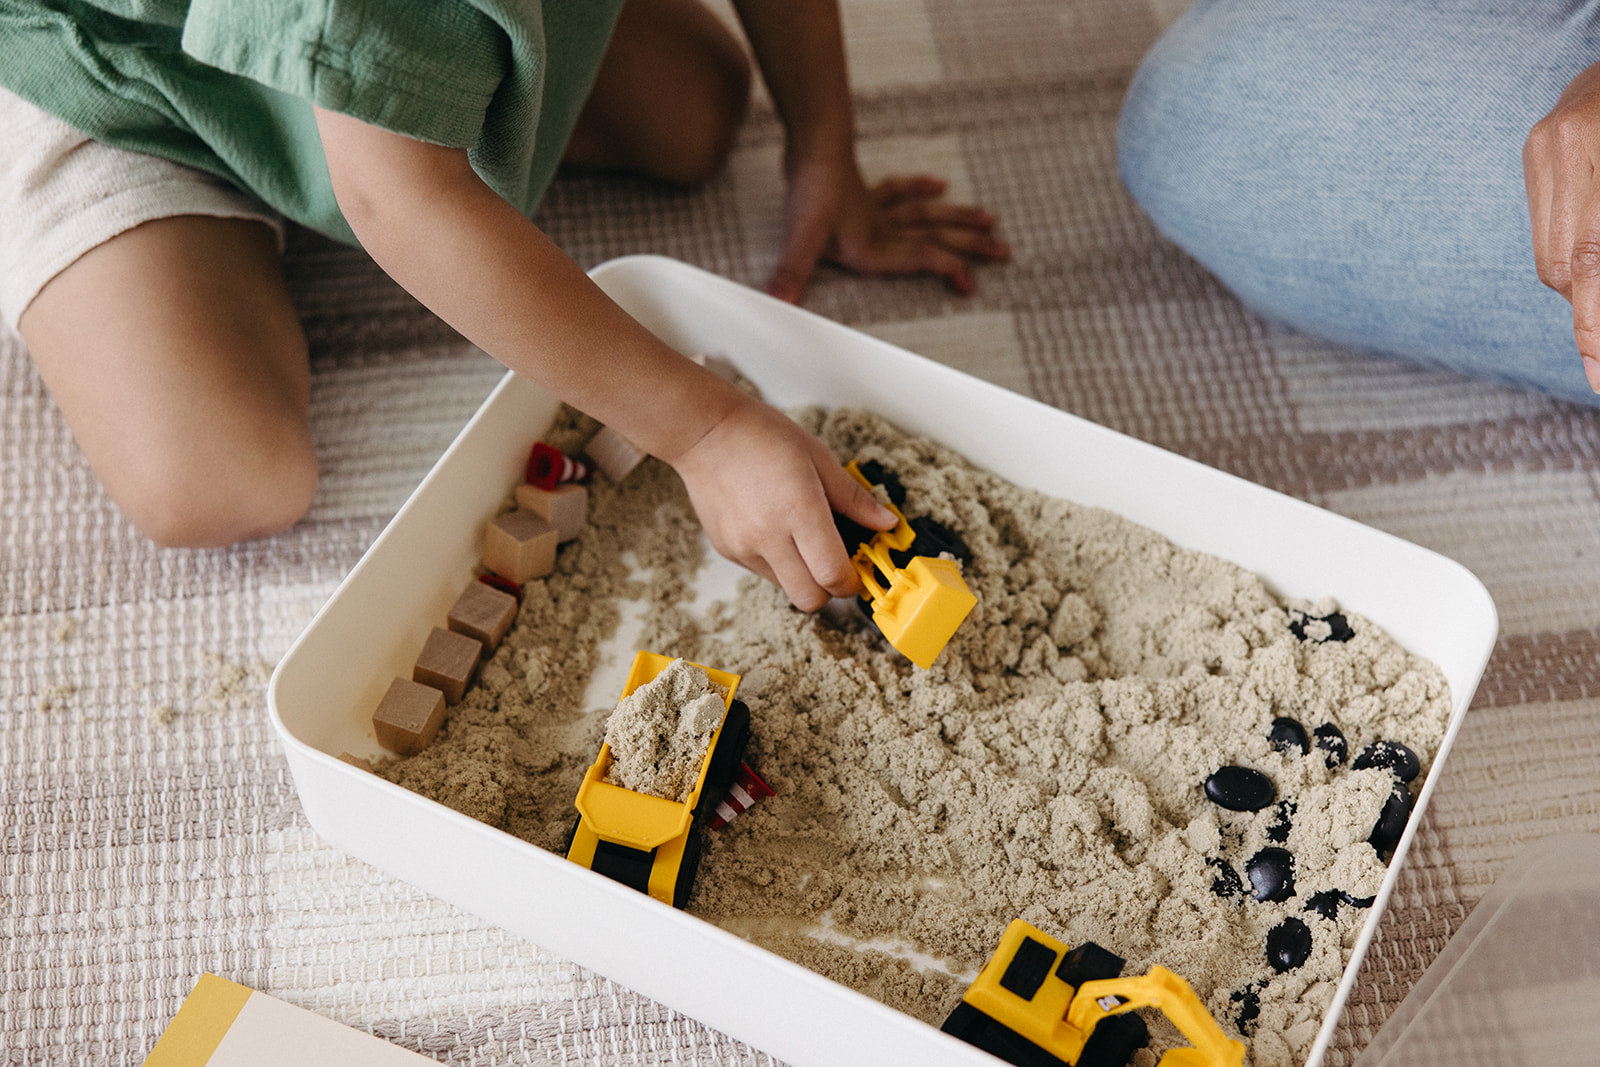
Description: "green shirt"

(0, 0), (624, 243)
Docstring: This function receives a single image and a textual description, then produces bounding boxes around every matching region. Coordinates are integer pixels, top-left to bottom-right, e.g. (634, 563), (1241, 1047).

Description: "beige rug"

(5, 1), (1600, 1063)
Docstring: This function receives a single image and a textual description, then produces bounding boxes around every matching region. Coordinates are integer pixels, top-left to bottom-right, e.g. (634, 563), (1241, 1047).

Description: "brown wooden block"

(584, 424), (647, 481)
(337, 752), (374, 773)
(514, 482), (587, 542)
(372, 677), (447, 756)
(447, 579), (517, 651)
(412, 625), (482, 703)
(483, 509), (559, 583)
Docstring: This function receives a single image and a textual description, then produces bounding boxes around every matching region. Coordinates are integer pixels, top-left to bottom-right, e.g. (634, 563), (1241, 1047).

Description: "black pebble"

(1289, 610), (1355, 643)
(1204, 766), (1277, 812)
(1313, 723), (1348, 768)
(1246, 847), (1296, 903)
(1207, 857), (1243, 899)
(1369, 782), (1415, 854)
(1304, 889), (1341, 921)
(1230, 985), (1262, 1031)
(1340, 889), (1376, 909)
(1353, 740), (1421, 783)
(1268, 716), (1310, 755)
(1266, 800), (1295, 844)
(1266, 917), (1313, 972)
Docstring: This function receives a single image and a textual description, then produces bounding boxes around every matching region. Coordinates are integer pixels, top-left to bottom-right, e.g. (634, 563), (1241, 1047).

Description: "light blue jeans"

(1118, 0), (1600, 406)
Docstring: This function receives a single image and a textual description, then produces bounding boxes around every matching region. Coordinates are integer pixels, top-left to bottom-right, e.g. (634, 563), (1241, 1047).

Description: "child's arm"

(314, 106), (895, 610)
(732, 0), (1009, 302)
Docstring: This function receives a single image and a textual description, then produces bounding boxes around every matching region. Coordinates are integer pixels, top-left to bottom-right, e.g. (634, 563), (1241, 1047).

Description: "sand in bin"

(381, 405), (1450, 1067)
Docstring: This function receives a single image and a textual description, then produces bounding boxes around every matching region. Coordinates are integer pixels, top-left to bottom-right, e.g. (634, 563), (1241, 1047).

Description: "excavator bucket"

(864, 555), (977, 669)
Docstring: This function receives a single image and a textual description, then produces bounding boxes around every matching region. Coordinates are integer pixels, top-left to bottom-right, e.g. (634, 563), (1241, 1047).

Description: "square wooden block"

(483, 510), (559, 584)
(372, 677), (447, 756)
(413, 626), (482, 704)
(514, 482), (587, 542)
(447, 579), (518, 651)
(584, 424), (647, 481)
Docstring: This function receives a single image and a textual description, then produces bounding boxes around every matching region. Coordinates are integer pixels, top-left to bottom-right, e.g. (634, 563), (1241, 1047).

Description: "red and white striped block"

(708, 762), (774, 830)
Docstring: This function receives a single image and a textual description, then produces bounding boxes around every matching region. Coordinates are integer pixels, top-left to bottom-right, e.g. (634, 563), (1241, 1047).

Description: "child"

(0, 0), (1007, 612)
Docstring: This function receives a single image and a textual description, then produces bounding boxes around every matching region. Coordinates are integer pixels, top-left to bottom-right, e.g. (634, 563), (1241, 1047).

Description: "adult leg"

(564, 0), (752, 185)
(19, 215), (317, 547)
(1117, 0), (1600, 406)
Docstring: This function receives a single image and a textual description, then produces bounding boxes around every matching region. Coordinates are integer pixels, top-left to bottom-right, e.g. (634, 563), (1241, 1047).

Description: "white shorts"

(0, 84), (284, 331)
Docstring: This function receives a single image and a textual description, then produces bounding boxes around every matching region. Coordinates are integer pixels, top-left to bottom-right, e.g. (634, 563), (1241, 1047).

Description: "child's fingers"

(766, 539), (832, 612)
(870, 174), (949, 208)
(823, 461), (898, 531)
(767, 206), (834, 303)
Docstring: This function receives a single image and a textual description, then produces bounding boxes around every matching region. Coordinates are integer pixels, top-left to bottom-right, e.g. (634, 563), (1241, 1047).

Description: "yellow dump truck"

(566, 651), (751, 908)
(942, 919), (1245, 1067)
(839, 459), (976, 669)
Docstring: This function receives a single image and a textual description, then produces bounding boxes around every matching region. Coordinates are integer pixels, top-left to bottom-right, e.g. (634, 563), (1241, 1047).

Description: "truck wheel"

(672, 830), (703, 909)
(695, 700), (751, 820)
(891, 515), (972, 569)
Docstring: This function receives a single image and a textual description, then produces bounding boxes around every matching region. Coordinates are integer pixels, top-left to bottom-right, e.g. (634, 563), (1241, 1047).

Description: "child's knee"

(118, 426), (318, 548)
(661, 37), (751, 185)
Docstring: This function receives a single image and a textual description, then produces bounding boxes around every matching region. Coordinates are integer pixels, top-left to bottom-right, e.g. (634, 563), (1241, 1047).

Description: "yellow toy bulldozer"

(839, 459), (976, 669)
(942, 919), (1245, 1067)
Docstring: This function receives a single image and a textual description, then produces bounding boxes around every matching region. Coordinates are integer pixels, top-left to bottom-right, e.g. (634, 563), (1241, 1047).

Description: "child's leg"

(18, 215), (317, 547)
(564, 0), (752, 185)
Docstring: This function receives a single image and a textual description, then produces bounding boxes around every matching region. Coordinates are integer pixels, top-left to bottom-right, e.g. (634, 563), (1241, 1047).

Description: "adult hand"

(1525, 60), (1600, 391)
(766, 152), (1011, 303)
(668, 395), (897, 611)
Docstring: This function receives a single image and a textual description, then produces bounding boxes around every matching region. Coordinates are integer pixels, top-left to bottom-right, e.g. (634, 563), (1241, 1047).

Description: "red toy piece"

(527, 442), (590, 491)
(708, 762), (775, 830)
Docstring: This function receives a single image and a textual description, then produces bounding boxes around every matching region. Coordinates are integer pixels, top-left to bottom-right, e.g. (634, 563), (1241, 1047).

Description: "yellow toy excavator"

(839, 459), (976, 669)
(942, 919), (1245, 1067)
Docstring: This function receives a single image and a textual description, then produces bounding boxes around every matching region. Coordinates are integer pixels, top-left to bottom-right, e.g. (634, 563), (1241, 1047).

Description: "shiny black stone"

(1303, 890), (1341, 921)
(1339, 889), (1376, 909)
(1207, 857), (1243, 899)
(1369, 782), (1415, 854)
(1246, 847), (1296, 903)
(1313, 723), (1348, 768)
(1268, 716), (1310, 755)
(1289, 610), (1355, 643)
(1230, 985), (1262, 1031)
(1353, 740), (1421, 783)
(1266, 800), (1295, 843)
(1204, 766), (1277, 812)
(1267, 917), (1313, 972)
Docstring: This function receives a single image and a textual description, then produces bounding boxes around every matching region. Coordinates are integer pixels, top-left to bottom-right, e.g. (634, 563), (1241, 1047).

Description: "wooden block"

(337, 752), (375, 773)
(447, 579), (518, 651)
(584, 424), (647, 481)
(412, 625), (482, 703)
(514, 482), (587, 542)
(483, 509), (559, 583)
(372, 677), (447, 756)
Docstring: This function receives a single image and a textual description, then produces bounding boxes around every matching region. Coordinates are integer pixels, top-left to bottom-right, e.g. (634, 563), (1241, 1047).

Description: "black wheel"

(891, 515), (971, 569)
(672, 829), (703, 909)
(592, 840), (655, 895)
(695, 700), (751, 820)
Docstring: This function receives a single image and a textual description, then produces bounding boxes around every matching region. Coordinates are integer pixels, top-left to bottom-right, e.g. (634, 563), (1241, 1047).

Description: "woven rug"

(5, 1), (1600, 1063)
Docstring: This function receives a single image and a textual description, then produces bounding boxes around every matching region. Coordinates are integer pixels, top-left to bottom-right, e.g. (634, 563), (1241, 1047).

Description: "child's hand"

(667, 396), (897, 611)
(767, 153), (1011, 303)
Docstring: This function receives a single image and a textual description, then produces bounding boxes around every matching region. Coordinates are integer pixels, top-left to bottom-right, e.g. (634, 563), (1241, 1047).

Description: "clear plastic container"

(1355, 833), (1600, 1067)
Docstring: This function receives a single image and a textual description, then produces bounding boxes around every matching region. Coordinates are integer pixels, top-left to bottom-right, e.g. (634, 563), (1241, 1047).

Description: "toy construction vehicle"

(566, 651), (752, 908)
(942, 919), (1245, 1067)
(836, 459), (976, 669)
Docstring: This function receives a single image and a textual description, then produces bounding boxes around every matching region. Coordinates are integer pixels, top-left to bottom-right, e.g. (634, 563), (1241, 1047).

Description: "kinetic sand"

(380, 405), (1451, 1067)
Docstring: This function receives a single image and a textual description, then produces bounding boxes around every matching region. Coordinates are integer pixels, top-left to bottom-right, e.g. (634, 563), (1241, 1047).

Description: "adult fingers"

(1569, 197), (1600, 391)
